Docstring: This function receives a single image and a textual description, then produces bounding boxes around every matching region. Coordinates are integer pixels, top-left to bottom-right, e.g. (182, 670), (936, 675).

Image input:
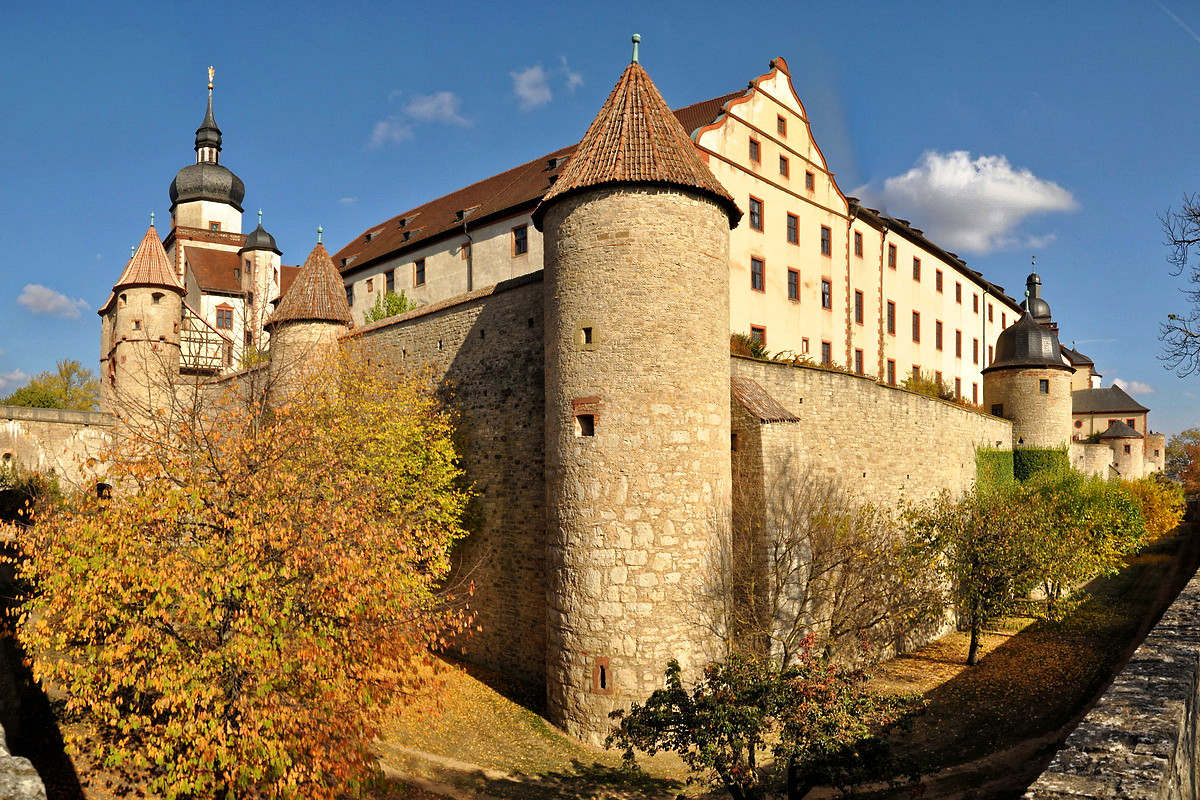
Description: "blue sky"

(2, 1), (1198, 436)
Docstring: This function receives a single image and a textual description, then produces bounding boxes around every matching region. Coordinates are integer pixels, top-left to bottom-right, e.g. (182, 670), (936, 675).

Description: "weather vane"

(207, 66), (214, 91)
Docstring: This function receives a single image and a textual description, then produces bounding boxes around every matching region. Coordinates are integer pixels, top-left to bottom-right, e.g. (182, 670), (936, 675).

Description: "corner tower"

(532, 37), (742, 745)
(98, 225), (186, 418)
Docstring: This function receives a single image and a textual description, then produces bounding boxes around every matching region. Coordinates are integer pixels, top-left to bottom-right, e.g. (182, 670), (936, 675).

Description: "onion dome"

(265, 241), (352, 329)
(982, 311), (1074, 373)
(169, 68), (245, 212)
(241, 211), (281, 255)
(1020, 272), (1052, 320)
(195, 92), (222, 152)
(532, 35), (741, 230)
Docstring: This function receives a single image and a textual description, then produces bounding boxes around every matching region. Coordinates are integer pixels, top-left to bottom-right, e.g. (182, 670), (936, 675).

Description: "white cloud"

(1112, 378), (1155, 395)
(561, 56), (583, 92)
(404, 91), (469, 126)
(370, 120), (413, 147)
(0, 370), (29, 395)
(339, 196), (358, 206)
(512, 65), (553, 110)
(18, 284), (90, 318)
(855, 151), (1077, 254)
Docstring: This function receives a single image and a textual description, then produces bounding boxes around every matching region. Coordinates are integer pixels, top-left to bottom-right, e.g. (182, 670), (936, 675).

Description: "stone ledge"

(0, 405), (112, 427)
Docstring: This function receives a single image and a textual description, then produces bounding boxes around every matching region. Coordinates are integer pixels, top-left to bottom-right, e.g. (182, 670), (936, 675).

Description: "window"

(1124, 444), (1132, 455)
(854, 349), (864, 374)
(912, 311), (920, 342)
(779, 155), (789, 177)
(854, 231), (863, 257)
(576, 414), (595, 437)
(414, 258), (426, 286)
(749, 197), (763, 231)
(821, 341), (832, 365)
(887, 244), (897, 269)
(956, 282), (962, 304)
(935, 320), (943, 350)
(749, 137), (761, 162)
(973, 293), (979, 313)
(1002, 312), (1007, 328)
(988, 304), (994, 323)
(992, 403), (1004, 417)
(972, 383), (978, 404)
(801, 337), (809, 353)
(386, 270), (395, 294)
(955, 330), (962, 358)
(461, 241), (470, 260)
(1039, 379), (1050, 394)
(820, 226), (832, 256)
(805, 171), (815, 191)
(366, 278), (374, 292)
(955, 377), (962, 397)
(1108, 418), (1120, 428)
(973, 338), (979, 364)
(512, 225), (529, 256)
(912, 257), (921, 281)
(751, 257), (765, 291)
(988, 345), (994, 364)
(935, 371), (943, 384)
(787, 269), (799, 302)
(152, 292), (163, 305)
(786, 213), (798, 244)
(750, 325), (766, 346)
(346, 285), (354, 306)
(233, 268), (240, 282)
(821, 279), (832, 309)
(216, 307), (233, 329)
(209, 221), (221, 231)
(1075, 420), (1084, 429)
(132, 319), (142, 331)
(936, 270), (943, 292)
(887, 359), (896, 385)
(854, 290), (864, 324)
(886, 301), (896, 334)
(1127, 418), (1136, 427)
(777, 114), (787, 136)
(913, 365), (922, 380)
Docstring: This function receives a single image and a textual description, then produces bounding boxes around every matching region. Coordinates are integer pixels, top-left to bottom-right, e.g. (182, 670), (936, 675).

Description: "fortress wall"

(0, 406), (112, 490)
(1024, 549), (1200, 799)
(347, 274), (547, 685)
(730, 356), (1012, 508)
(1071, 441), (1115, 479)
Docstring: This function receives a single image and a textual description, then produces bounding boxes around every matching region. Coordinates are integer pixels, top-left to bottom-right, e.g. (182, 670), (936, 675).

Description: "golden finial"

(207, 66), (214, 91)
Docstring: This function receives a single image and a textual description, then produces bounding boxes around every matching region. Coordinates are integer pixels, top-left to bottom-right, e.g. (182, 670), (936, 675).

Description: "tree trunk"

(966, 619), (982, 666)
(786, 756), (816, 799)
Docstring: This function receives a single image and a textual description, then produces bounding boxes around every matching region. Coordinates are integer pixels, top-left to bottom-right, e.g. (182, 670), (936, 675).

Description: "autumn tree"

(362, 289), (416, 324)
(2, 359), (100, 410)
(17, 351), (473, 799)
(607, 643), (924, 800)
(1124, 476), (1184, 540)
(1165, 427), (1200, 492)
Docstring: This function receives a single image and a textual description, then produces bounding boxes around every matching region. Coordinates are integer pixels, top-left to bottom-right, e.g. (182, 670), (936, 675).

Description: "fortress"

(3, 45), (1166, 745)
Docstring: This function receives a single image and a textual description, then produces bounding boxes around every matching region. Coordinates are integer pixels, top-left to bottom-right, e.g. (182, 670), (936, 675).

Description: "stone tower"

(169, 69), (245, 237)
(239, 212), (284, 355)
(98, 225), (187, 418)
(983, 275), (1075, 449)
(264, 239), (353, 397)
(531, 39), (743, 745)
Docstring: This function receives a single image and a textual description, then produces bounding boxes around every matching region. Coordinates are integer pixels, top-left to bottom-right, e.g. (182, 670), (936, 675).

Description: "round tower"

(982, 306), (1075, 449)
(264, 234), (352, 398)
(239, 210), (284, 355)
(532, 38), (742, 745)
(98, 224), (186, 420)
(1100, 421), (1145, 479)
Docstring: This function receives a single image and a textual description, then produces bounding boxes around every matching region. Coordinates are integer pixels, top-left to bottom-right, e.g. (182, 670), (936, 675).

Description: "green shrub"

(976, 447), (1014, 491)
(1013, 447), (1069, 481)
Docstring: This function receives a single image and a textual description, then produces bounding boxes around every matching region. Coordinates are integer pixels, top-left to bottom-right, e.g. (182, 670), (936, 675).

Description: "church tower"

(168, 67), (245, 238)
(532, 37), (742, 745)
(98, 225), (186, 418)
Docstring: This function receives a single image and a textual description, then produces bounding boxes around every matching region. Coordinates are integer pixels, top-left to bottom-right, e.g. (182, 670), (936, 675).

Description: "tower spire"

(195, 66), (222, 164)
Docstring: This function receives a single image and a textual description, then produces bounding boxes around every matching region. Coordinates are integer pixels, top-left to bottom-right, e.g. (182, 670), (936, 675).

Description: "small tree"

(1125, 475), (1185, 539)
(1165, 427), (1200, 492)
(2, 359), (101, 410)
(607, 644), (923, 800)
(18, 351), (472, 799)
(1161, 195), (1200, 375)
(363, 289), (416, 324)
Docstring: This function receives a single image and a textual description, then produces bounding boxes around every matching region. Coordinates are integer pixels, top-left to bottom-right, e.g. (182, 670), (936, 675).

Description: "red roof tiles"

(114, 226), (184, 292)
(533, 62), (741, 228)
(185, 246), (242, 294)
(267, 243), (353, 328)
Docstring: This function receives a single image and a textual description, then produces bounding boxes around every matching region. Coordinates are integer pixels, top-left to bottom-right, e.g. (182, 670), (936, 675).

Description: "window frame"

(750, 325), (766, 346)
(912, 257), (921, 282)
(805, 171), (815, 191)
(779, 155), (789, 177)
(750, 257), (766, 292)
(749, 196), (764, 232)
(512, 224), (529, 257)
(935, 320), (943, 351)
(787, 269), (799, 302)
(886, 300), (896, 335)
(749, 137), (761, 163)
(413, 258), (426, 286)
(820, 226), (832, 256)
(887, 244), (897, 269)
(786, 213), (799, 244)
(854, 290), (864, 324)
(912, 310), (921, 343)
(820, 340), (833, 366)
(853, 231), (863, 257)
(820, 278), (832, 310)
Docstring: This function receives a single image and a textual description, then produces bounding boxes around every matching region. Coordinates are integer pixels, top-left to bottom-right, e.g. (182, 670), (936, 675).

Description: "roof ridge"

(114, 226), (184, 292)
(267, 243), (353, 328)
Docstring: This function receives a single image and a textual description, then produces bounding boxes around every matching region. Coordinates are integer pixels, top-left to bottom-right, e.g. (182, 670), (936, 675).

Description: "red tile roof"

(114, 226), (184, 292)
(332, 92), (741, 276)
(534, 62), (740, 228)
(279, 264), (300, 299)
(267, 243), (353, 328)
(185, 246), (242, 294)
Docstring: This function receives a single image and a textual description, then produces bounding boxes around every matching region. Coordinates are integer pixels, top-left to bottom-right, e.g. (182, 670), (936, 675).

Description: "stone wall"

(730, 356), (1012, 509)
(983, 367), (1074, 450)
(344, 273), (548, 686)
(1070, 441), (1115, 479)
(1024, 557), (1200, 799)
(0, 406), (112, 490)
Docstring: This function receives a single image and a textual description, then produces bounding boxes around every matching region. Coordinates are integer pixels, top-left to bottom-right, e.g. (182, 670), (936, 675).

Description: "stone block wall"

(0, 406), (112, 490)
(1071, 441), (1115, 479)
(1023, 560), (1200, 799)
(983, 367), (1074, 450)
(345, 273), (548, 686)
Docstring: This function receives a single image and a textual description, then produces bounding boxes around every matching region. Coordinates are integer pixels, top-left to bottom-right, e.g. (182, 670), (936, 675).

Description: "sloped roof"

(534, 61), (740, 228)
(185, 246), (241, 294)
(279, 264), (300, 299)
(267, 243), (352, 328)
(1073, 386), (1150, 415)
(731, 377), (799, 423)
(114, 226), (184, 292)
(332, 92), (742, 277)
(1060, 345), (1094, 366)
(1099, 420), (1143, 440)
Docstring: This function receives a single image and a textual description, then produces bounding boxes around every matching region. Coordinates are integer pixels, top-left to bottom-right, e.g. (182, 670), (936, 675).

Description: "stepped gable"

(114, 226), (184, 292)
(266, 243), (352, 329)
(532, 60), (742, 229)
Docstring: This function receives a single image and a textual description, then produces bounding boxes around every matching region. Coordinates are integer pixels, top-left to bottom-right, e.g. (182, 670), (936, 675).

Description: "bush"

(1125, 476), (1184, 539)
(1013, 447), (1069, 481)
(731, 332), (770, 359)
(975, 447), (1014, 491)
(900, 371), (954, 402)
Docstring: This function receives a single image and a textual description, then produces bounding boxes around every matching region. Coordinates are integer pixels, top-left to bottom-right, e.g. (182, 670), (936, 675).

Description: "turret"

(983, 309), (1075, 449)
(239, 210), (283, 355)
(264, 232), (352, 397)
(169, 68), (245, 234)
(98, 224), (186, 419)
(532, 36), (742, 745)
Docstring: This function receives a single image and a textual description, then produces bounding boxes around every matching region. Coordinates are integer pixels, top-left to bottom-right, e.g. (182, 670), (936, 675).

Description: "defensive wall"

(1024, 543), (1200, 799)
(0, 405), (112, 490)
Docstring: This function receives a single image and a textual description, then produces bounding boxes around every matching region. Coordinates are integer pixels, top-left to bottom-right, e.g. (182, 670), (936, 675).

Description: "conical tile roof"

(532, 60), (741, 229)
(266, 242), (353, 329)
(113, 226), (184, 292)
